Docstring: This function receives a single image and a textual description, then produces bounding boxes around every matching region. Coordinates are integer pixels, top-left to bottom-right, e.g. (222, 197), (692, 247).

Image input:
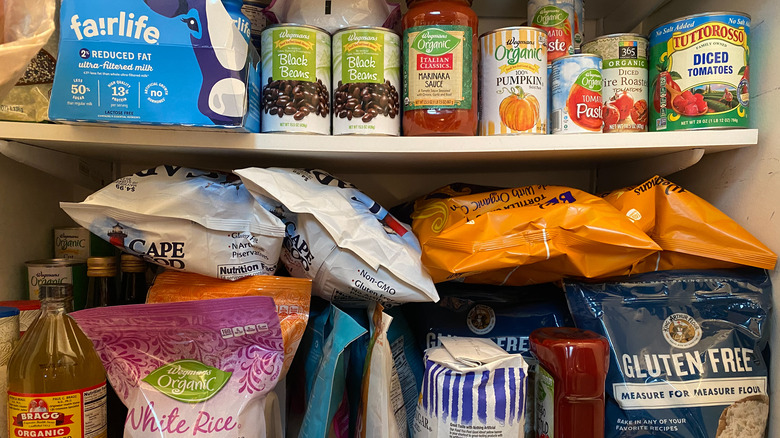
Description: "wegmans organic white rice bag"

(61, 165), (285, 279)
(71, 297), (284, 437)
(235, 168), (438, 307)
(415, 337), (528, 438)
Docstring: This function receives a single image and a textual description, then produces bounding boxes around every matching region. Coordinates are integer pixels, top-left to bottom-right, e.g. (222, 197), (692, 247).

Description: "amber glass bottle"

(7, 284), (107, 438)
(402, 0), (478, 136)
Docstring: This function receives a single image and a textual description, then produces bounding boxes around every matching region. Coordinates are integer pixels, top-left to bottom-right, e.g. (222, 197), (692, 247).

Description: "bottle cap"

(88, 256), (118, 277)
(39, 283), (74, 300)
(120, 254), (146, 273)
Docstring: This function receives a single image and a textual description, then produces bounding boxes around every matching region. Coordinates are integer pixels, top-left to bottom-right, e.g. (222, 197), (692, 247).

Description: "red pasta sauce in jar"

(530, 327), (610, 438)
(402, 0), (478, 136)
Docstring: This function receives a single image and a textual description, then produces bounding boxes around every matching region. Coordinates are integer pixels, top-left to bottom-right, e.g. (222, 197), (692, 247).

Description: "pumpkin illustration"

(499, 87), (540, 132)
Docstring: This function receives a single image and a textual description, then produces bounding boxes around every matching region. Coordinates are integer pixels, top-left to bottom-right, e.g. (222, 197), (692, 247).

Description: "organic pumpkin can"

(582, 33), (648, 132)
(649, 12), (750, 131)
(479, 26), (548, 135)
(551, 53), (603, 133)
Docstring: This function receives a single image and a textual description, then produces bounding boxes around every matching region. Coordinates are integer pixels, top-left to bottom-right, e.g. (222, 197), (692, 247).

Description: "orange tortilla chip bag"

(146, 270), (311, 378)
(603, 175), (777, 273)
(411, 184), (660, 285)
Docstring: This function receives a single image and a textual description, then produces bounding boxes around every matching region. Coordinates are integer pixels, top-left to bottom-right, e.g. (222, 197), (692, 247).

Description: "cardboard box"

(49, 0), (260, 132)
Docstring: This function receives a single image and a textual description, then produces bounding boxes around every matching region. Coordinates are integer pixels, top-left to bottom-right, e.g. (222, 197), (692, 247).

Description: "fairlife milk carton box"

(49, 0), (260, 131)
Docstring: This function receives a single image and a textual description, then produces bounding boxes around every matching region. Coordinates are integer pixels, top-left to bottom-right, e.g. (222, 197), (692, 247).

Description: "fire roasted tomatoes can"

(479, 27), (548, 135)
(582, 33), (648, 132)
(528, 0), (575, 63)
(649, 12), (750, 131)
(551, 54), (603, 133)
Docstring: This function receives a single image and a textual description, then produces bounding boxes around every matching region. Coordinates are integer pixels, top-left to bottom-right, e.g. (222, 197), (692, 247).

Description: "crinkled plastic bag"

(411, 184), (660, 286)
(263, 0), (401, 34)
(146, 270), (311, 378)
(71, 297), (285, 437)
(602, 175), (777, 274)
(61, 165), (285, 280)
(236, 168), (438, 307)
(0, 0), (55, 100)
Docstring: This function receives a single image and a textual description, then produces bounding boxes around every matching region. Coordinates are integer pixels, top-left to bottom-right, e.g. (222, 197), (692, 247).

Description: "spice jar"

(402, 0), (478, 136)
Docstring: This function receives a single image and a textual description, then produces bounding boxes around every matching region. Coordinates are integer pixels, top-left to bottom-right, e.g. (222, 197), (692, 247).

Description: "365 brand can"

(25, 259), (87, 306)
(649, 12), (750, 131)
(551, 54), (602, 134)
(528, 0), (575, 63)
(582, 33), (648, 132)
(261, 23), (331, 134)
(479, 27), (548, 135)
(332, 27), (401, 136)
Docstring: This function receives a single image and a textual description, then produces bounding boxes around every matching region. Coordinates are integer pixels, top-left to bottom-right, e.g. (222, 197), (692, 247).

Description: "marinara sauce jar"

(402, 0), (478, 136)
(530, 327), (609, 438)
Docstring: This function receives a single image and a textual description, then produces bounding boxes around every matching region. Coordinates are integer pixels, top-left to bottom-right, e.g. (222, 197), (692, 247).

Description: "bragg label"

(528, 0), (575, 63)
(9, 382), (107, 438)
(551, 54), (603, 133)
(403, 25), (473, 110)
(479, 27), (548, 135)
(582, 34), (649, 132)
(649, 12), (750, 131)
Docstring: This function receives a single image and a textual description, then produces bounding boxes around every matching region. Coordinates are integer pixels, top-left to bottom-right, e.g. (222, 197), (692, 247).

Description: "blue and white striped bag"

(414, 337), (528, 437)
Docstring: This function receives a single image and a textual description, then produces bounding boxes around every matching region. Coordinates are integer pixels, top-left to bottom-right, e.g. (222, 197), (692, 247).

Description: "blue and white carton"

(415, 337), (529, 438)
(49, 0), (260, 132)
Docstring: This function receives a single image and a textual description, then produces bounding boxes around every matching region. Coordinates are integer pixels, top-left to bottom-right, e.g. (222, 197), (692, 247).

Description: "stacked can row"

(261, 24), (401, 136)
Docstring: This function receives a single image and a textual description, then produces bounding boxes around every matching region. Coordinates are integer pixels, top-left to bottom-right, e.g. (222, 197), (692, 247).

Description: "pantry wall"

(0, 0), (777, 433)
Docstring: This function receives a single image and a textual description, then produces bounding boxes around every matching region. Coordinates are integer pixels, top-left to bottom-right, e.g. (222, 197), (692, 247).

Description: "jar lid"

(0, 306), (20, 318)
(121, 254), (146, 272)
(87, 256), (117, 269)
(39, 283), (73, 300)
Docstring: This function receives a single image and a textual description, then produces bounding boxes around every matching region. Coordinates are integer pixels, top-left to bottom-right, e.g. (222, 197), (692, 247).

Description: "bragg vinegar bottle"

(7, 283), (108, 438)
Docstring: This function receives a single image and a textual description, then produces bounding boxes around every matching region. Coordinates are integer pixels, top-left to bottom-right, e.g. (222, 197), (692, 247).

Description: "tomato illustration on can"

(551, 54), (603, 133)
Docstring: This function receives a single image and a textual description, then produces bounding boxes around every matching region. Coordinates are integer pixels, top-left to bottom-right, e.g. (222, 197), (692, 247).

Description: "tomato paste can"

(332, 26), (401, 136)
(551, 54), (602, 133)
(528, 0), (575, 63)
(479, 26), (548, 135)
(261, 23), (331, 134)
(54, 226), (115, 260)
(25, 259), (87, 307)
(582, 33), (648, 132)
(649, 12), (750, 131)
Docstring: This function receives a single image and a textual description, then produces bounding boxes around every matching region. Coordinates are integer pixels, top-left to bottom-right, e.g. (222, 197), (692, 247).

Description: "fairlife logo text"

(70, 13), (160, 44)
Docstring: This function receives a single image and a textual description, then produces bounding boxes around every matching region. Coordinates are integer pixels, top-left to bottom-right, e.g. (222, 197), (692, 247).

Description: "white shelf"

(0, 122), (758, 175)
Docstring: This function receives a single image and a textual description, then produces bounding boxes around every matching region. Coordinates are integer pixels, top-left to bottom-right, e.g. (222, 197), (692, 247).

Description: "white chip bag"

(235, 168), (438, 306)
(61, 165), (285, 279)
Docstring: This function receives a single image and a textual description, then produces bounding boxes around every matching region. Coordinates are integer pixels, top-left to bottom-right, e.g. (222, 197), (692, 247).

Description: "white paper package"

(415, 338), (529, 438)
(61, 165), (285, 280)
(263, 0), (401, 34)
(235, 167), (438, 306)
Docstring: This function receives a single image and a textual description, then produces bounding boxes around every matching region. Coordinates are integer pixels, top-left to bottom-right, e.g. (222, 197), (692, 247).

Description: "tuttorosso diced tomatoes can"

(582, 33), (649, 132)
(479, 27), (548, 135)
(649, 12), (750, 131)
(551, 54), (603, 134)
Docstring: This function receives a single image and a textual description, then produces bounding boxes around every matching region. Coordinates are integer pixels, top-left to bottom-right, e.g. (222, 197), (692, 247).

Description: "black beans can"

(261, 23), (331, 134)
(332, 26), (401, 136)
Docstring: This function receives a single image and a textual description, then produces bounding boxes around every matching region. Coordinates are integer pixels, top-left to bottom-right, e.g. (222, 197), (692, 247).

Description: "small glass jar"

(402, 0), (478, 136)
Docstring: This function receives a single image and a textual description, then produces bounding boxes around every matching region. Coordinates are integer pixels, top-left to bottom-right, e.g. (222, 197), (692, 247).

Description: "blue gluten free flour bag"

(50, 0), (260, 131)
(565, 269), (771, 438)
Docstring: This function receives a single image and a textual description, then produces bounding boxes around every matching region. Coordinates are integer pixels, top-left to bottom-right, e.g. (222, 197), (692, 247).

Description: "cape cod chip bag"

(411, 184), (660, 285)
(565, 269), (771, 438)
(146, 270), (311, 378)
(61, 165), (285, 280)
(71, 297), (285, 437)
(602, 175), (777, 274)
(235, 168), (438, 307)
